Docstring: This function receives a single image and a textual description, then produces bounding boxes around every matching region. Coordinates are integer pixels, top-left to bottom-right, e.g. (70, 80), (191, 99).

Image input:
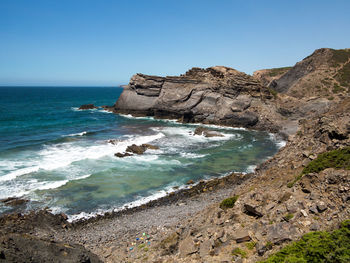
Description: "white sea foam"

(269, 133), (286, 148)
(119, 114), (246, 130)
(0, 167), (39, 182)
(180, 152), (207, 159)
(67, 131), (87, 137)
(245, 165), (257, 173)
(0, 132), (165, 183)
(154, 126), (240, 142)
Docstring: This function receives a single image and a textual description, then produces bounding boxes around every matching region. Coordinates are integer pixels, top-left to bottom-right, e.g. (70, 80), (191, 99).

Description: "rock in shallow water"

(79, 104), (97, 110)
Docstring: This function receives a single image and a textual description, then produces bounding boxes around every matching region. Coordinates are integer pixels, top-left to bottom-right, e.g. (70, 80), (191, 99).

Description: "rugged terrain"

(0, 48), (349, 262)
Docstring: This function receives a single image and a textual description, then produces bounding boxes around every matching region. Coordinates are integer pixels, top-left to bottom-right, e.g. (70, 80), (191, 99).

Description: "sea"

(0, 86), (284, 221)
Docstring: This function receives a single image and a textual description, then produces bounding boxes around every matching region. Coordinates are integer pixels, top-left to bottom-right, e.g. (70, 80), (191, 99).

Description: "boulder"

(114, 152), (133, 158)
(78, 104), (97, 110)
(1, 197), (28, 207)
(178, 236), (198, 257)
(244, 204), (263, 218)
(266, 222), (298, 245)
(126, 144), (159, 154)
(232, 229), (251, 243)
(0, 233), (102, 263)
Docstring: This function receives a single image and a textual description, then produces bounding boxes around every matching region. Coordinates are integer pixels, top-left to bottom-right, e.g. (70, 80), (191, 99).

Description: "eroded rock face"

(113, 66), (280, 132)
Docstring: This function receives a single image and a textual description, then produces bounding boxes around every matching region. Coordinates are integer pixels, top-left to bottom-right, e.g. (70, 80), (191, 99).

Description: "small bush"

(232, 247), (247, 258)
(268, 67), (292, 77)
(287, 147), (350, 187)
(220, 196), (238, 209)
(283, 213), (294, 222)
(265, 241), (274, 250)
(260, 219), (350, 263)
(268, 87), (278, 99)
(302, 147), (350, 174)
(246, 241), (257, 250)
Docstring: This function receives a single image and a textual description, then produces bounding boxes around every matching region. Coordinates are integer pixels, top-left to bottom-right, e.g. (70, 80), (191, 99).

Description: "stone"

(310, 222), (320, 231)
(316, 201), (328, 212)
(178, 236), (198, 257)
(79, 104), (97, 110)
(267, 222), (298, 245)
(125, 144), (159, 155)
(114, 152), (133, 158)
(244, 204), (263, 217)
(126, 144), (147, 154)
(309, 204), (318, 214)
(300, 209), (308, 217)
(1, 197), (28, 207)
(232, 229), (251, 243)
(199, 239), (213, 258)
(186, 180), (195, 185)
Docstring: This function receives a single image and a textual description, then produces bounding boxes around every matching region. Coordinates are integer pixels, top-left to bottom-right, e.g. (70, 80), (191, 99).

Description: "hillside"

(264, 48), (350, 100)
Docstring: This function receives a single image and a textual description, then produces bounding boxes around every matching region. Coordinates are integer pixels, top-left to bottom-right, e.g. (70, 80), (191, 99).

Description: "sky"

(0, 0), (349, 86)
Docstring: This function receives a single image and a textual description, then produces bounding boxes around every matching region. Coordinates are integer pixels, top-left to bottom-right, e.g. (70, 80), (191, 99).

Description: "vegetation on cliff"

(302, 147), (350, 174)
(267, 67), (292, 77)
(288, 147), (350, 187)
(219, 196), (238, 209)
(260, 220), (350, 263)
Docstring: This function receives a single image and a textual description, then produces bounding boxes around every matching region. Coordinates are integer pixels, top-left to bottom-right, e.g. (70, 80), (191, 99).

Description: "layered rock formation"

(113, 66), (285, 134)
(113, 49), (350, 137)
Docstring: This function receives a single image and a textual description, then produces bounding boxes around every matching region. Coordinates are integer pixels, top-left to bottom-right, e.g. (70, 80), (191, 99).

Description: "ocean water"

(0, 86), (284, 220)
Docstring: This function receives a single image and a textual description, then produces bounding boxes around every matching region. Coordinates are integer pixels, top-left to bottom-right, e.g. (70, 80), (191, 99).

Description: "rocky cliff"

(113, 66), (286, 135)
(113, 48), (350, 138)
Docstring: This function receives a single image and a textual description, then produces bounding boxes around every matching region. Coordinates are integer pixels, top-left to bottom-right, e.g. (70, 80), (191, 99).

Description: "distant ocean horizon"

(0, 86), (284, 221)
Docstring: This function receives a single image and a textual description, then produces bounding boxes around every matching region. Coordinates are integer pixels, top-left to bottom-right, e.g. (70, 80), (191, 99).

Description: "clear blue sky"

(1, 0), (349, 86)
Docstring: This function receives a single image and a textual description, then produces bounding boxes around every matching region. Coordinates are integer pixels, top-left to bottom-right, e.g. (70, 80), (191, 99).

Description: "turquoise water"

(0, 87), (283, 220)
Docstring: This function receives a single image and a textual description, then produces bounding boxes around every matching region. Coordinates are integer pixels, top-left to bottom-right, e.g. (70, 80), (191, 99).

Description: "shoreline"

(0, 110), (286, 224)
(69, 171), (253, 226)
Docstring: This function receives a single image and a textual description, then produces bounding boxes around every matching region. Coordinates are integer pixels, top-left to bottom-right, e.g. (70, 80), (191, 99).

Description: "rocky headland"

(1, 48), (349, 262)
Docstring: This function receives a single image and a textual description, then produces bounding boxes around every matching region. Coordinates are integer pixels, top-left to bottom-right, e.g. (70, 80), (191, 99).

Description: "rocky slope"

(100, 98), (350, 263)
(267, 48), (350, 100)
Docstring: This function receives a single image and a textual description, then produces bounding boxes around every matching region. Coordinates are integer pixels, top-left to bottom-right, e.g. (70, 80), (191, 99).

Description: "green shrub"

(287, 147), (350, 187)
(302, 147), (350, 174)
(336, 62), (350, 87)
(268, 67), (292, 77)
(283, 213), (294, 222)
(260, 219), (350, 263)
(220, 196), (239, 209)
(267, 87), (278, 99)
(232, 247), (247, 258)
(331, 49), (350, 65)
(246, 241), (257, 250)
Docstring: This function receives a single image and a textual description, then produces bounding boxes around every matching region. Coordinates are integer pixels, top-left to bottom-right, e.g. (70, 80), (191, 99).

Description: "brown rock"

(78, 104), (97, 110)
(178, 236), (198, 257)
(186, 180), (195, 185)
(114, 152), (133, 158)
(232, 229), (251, 243)
(1, 197), (28, 207)
(244, 204), (263, 218)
